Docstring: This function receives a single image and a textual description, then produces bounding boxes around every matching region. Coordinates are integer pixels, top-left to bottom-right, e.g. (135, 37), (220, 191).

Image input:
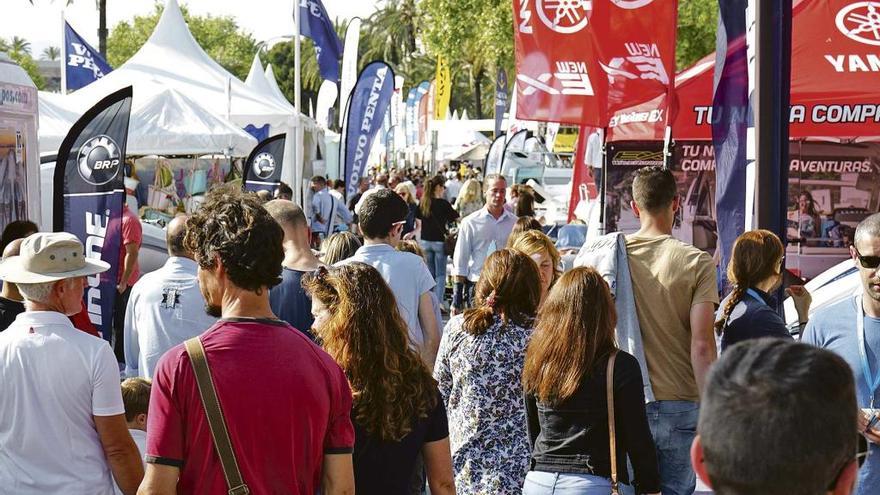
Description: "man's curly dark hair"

(184, 185), (283, 294)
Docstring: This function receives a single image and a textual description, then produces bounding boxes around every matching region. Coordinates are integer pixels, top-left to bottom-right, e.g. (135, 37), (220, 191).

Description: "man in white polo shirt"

(0, 232), (143, 494)
(123, 215), (217, 378)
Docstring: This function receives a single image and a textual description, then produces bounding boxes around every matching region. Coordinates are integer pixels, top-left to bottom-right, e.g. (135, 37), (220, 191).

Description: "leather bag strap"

(184, 337), (250, 495)
(607, 350), (620, 495)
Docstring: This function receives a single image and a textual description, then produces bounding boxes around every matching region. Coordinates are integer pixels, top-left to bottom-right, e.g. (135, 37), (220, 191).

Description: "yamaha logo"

(836, 2), (880, 46)
(536, 0), (593, 34)
(611, 0), (655, 8)
(77, 135), (121, 186)
(252, 152), (276, 180)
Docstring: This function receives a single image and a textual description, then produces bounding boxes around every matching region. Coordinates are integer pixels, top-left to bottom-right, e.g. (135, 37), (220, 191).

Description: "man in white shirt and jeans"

(123, 215), (217, 379)
(452, 174), (517, 313)
(0, 232), (143, 494)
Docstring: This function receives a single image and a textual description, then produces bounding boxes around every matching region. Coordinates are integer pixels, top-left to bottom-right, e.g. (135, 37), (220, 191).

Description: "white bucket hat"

(0, 232), (110, 284)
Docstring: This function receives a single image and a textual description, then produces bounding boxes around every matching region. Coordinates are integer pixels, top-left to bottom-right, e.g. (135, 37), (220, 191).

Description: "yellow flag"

(434, 55), (451, 120)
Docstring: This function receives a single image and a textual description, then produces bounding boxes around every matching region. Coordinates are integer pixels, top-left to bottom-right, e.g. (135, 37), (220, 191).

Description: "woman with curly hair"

(434, 248), (542, 494)
(303, 263), (455, 495)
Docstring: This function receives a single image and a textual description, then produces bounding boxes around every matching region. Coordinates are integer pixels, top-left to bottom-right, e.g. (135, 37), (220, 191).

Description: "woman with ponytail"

(714, 229), (812, 352)
(434, 248), (542, 494)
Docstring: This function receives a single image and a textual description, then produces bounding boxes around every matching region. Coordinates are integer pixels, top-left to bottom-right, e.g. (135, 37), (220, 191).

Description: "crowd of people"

(0, 164), (877, 495)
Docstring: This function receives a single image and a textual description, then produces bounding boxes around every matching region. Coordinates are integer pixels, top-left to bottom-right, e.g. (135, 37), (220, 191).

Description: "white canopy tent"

(57, 0), (309, 200)
(245, 56), (296, 114)
(39, 86), (258, 156)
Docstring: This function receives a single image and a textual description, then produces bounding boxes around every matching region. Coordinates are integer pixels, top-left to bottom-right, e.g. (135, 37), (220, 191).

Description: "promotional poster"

(243, 134), (286, 194)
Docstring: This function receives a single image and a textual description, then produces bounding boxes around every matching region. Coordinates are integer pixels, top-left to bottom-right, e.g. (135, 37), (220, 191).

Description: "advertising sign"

(243, 134), (286, 194)
(343, 62), (394, 197)
(512, 0), (677, 125)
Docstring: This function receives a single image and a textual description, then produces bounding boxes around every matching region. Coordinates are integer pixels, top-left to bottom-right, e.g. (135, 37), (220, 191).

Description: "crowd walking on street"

(0, 164), (878, 495)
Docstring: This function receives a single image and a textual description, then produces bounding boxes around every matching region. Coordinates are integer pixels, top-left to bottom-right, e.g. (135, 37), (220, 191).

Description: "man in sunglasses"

(804, 212), (880, 494)
(691, 339), (860, 495)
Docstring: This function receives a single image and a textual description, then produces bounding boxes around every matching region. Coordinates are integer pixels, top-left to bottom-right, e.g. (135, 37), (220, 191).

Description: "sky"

(5, 0), (382, 58)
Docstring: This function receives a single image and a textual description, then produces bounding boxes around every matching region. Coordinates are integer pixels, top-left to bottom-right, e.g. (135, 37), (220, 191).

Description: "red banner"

(513, 0), (677, 125)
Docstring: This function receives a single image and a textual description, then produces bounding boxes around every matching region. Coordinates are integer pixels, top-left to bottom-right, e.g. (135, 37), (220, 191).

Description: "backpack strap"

(184, 337), (250, 495)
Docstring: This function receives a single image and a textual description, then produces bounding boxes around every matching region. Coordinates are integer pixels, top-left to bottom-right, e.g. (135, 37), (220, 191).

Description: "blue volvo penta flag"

(299, 0), (343, 82)
(63, 21), (113, 91)
(343, 61), (395, 197)
(494, 68), (509, 138)
(712, 0), (750, 291)
(243, 134), (286, 194)
(53, 86), (132, 340)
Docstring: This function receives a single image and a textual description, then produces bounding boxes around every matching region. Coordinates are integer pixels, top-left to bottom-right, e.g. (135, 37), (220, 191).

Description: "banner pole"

(598, 127), (607, 235)
(60, 10), (67, 95)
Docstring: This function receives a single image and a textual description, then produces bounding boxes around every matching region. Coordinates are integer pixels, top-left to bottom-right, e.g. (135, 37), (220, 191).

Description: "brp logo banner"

(243, 134), (286, 194)
(54, 86), (131, 341)
(513, 0), (676, 125)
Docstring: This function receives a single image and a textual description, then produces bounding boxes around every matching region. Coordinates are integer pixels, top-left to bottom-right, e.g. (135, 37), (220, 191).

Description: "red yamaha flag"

(513, 0), (677, 125)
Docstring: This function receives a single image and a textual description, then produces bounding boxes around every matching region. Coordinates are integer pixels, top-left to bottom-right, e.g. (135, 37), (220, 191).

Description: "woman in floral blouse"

(434, 248), (542, 494)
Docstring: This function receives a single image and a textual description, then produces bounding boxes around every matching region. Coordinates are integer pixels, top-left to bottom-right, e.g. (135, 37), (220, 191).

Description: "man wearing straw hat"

(0, 232), (144, 495)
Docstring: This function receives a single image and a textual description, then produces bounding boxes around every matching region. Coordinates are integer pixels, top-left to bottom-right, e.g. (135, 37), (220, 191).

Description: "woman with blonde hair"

(715, 229), (810, 352)
(453, 178), (484, 218)
(522, 267), (660, 495)
(320, 231), (361, 265)
(303, 263), (455, 495)
(395, 182), (420, 238)
(510, 230), (562, 304)
(434, 248), (542, 493)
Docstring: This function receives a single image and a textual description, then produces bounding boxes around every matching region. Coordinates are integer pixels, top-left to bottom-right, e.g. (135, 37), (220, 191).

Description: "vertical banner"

(712, 0), (750, 290)
(343, 61), (395, 197)
(567, 125), (591, 222)
(338, 17), (362, 127)
(63, 21), (113, 92)
(545, 122), (560, 152)
(405, 88), (419, 147)
(299, 0), (343, 82)
(434, 56), (451, 120)
(315, 80), (339, 129)
(419, 84), (432, 145)
(485, 135), (506, 176)
(53, 87), (132, 340)
(494, 68), (509, 138)
(512, 0), (676, 125)
(243, 134), (286, 193)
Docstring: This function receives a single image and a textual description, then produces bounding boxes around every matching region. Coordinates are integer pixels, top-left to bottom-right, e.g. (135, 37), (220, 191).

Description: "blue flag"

(343, 61), (394, 197)
(712, 0), (750, 291)
(53, 86), (132, 340)
(494, 68), (509, 138)
(63, 21), (112, 91)
(300, 0), (343, 82)
(243, 134), (286, 194)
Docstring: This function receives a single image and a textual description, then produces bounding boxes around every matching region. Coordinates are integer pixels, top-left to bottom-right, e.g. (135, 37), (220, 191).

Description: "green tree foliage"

(10, 36), (31, 56)
(0, 37), (44, 89)
(677, 0), (718, 70)
(42, 46), (61, 61)
(106, 3), (257, 80)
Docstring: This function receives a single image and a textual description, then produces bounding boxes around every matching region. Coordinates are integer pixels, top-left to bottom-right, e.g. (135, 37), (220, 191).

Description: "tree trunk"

(473, 68), (485, 119)
(98, 0), (108, 57)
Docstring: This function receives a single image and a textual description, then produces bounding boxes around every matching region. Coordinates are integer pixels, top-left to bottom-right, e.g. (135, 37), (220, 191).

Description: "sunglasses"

(854, 247), (880, 269)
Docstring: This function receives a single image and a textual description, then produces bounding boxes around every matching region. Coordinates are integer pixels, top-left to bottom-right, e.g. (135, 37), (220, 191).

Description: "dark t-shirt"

(416, 199), (459, 242)
(717, 287), (792, 352)
(269, 267), (315, 339)
(353, 390), (449, 495)
(403, 203), (418, 235)
(0, 296), (25, 332)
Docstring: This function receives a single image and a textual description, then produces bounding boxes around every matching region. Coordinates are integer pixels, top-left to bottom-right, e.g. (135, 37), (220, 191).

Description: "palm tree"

(42, 46), (60, 61)
(360, 0), (419, 67)
(0, 38), (9, 54)
(10, 36), (31, 56)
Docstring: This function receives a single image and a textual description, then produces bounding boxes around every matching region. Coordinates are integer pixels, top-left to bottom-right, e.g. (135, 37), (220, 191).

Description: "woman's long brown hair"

(715, 229), (785, 334)
(522, 267), (618, 405)
(462, 248), (541, 335)
(303, 263), (437, 441)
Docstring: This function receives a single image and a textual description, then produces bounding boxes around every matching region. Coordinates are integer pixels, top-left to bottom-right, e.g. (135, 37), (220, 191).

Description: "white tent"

(58, 0), (308, 200)
(39, 86), (258, 156)
(245, 56), (295, 114)
(265, 64), (292, 112)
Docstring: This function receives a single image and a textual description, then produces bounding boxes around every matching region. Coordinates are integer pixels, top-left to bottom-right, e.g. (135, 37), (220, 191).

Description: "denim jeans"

(523, 471), (613, 495)
(645, 400), (699, 495)
(420, 240), (447, 303)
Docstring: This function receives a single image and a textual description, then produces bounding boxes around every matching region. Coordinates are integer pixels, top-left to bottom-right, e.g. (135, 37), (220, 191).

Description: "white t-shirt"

(337, 244), (435, 346)
(0, 311), (124, 494)
(586, 130), (603, 169)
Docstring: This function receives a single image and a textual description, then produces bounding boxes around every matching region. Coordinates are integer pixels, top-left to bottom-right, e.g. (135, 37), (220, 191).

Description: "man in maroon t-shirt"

(139, 186), (355, 495)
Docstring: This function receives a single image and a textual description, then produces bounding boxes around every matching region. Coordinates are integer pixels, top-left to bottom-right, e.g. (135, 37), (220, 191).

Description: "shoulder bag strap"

(607, 350), (620, 495)
(184, 337), (250, 495)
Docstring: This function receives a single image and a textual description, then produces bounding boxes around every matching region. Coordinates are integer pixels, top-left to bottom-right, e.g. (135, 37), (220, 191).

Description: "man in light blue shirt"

(310, 175), (352, 242)
(452, 174), (517, 313)
(123, 216), (217, 378)
(803, 212), (880, 495)
(338, 188), (440, 367)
